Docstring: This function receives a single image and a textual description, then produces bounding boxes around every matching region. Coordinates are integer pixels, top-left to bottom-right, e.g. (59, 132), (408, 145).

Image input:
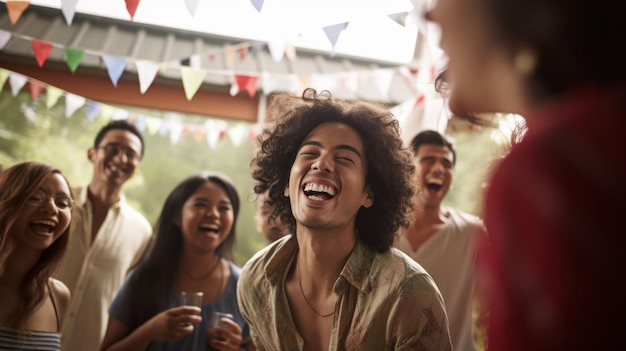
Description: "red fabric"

(479, 86), (626, 351)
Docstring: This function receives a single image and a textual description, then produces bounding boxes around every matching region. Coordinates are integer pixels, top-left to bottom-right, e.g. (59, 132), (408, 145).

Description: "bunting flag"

(184, 0), (200, 17)
(31, 40), (53, 67)
(46, 85), (64, 108)
(250, 0), (264, 13)
(61, 0), (79, 25)
(0, 30), (11, 49)
(64, 47), (85, 73)
(180, 66), (207, 100)
(134, 60), (160, 94)
(0, 69), (10, 91)
(65, 92), (86, 117)
(267, 36), (287, 63)
(28, 80), (45, 100)
(125, 0), (141, 19)
(102, 54), (128, 87)
(9, 72), (27, 96)
(234, 74), (259, 98)
(5, 1), (30, 25)
(323, 22), (349, 52)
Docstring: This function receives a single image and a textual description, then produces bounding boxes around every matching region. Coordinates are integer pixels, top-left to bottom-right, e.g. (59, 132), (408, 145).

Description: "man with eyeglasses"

(53, 120), (153, 351)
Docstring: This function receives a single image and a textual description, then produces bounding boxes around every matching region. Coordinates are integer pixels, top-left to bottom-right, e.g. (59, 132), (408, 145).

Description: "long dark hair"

(252, 88), (415, 253)
(0, 162), (73, 328)
(124, 172), (240, 330)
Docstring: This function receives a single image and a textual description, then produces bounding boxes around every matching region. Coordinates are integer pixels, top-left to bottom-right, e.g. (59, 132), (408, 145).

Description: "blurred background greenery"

(0, 89), (509, 265)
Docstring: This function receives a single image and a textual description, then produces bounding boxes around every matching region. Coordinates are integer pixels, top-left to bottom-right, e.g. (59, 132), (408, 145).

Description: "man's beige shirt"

(237, 235), (453, 350)
(53, 186), (152, 351)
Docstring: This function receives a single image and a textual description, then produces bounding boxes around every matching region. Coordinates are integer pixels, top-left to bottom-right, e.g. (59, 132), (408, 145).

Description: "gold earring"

(514, 49), (536, 76)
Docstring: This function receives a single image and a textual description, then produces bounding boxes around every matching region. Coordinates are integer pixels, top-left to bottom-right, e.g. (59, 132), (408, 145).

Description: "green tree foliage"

(0, 89), (267, 265)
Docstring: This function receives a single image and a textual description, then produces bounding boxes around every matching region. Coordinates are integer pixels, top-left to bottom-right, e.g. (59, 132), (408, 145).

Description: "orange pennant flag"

(31, 40), (53, 67)
(6, 1), (30, 25)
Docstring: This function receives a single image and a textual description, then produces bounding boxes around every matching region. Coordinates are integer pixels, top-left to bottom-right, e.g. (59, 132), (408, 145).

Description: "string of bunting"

(0, 67), (259, 148)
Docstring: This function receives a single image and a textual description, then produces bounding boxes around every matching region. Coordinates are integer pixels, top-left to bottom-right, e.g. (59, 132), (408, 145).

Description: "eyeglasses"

(27, 189), (74, 211)
(98, 143), (141, 162)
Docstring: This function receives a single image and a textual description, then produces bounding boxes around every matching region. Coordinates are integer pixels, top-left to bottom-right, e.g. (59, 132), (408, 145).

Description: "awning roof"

(0, 4), (417, 121)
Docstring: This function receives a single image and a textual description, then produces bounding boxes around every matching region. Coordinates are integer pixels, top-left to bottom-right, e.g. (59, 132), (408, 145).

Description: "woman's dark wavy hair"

(483, 0), (626, 101)
(0, 161), (73, 328)
(123, 172), (240, 330)
(252, 88), (416, 253)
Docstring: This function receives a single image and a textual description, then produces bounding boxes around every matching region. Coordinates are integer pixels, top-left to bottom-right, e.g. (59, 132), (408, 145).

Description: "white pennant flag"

(372, 69), (395, 99)
(169, 120), (183, 144)
(135, 60), (160, 94)
(184, 0), (200, 17)
(228, 124), (247, 147)
(65, 93), (86, 118)
(61, 0), (79, 25)
(267, 36), (287, 63)
(9, 72), (28, 96)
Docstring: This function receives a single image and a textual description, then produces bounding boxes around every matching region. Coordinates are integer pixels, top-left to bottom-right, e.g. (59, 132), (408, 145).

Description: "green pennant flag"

(64, 47), (84, 73)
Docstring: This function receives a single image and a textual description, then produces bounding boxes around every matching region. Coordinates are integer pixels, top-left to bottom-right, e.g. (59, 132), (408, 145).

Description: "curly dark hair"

(251, 88), (415, 253)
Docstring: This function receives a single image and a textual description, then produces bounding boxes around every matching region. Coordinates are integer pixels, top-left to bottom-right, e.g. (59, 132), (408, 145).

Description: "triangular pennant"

(204, 120), (227, 149)
(46, 85), (63, 108)
(61, 0), (79, 25)
(64, 92), (86, 118)
(239, 47), (248, 61)
(387, 12), (407, 27)
(250, 0), (264, 12)
(192, 126), (205, 143)
(372, 69), (395, 98)
(235, 74), (259, 98)
(184, 0), (200, 17)
(64, 47), (85, 73)
(225, 47), (235, 68)
(28, 80), (45, 100)
(125, 0), (140, 19)
(250, 42), (263, 57)
(6, 1), (30, 25)
(0, 69), (10, 91)
(322, 22), (349, 50)
(135, 60), (160, 94)
(31, 40), (53, 68)
(285, 45), (296, 61)
(0, 30), (12, 49)
(180, 66), (207, 101)
(102, 54), (128, 87)
(267, 37), (287, 63)
(229, 82), (239, 97)
(145, 116), (161, 135)
(169, 120), (183, 144)
(9, 72), (27, 96)
(85, 101), (102, 122)
(228, 124), (247, 147)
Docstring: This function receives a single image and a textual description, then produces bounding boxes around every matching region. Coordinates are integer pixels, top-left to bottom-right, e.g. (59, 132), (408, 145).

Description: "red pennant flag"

(235, 74), (258, 98)
(29, 81), (45, 100)
(6, 1), (29, 24)
(125, 0), (140, 19)
(31, 40), (53, 67)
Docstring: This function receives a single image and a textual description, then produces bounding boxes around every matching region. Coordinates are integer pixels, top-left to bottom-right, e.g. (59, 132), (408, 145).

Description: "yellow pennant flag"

(180, 66), (206, 101)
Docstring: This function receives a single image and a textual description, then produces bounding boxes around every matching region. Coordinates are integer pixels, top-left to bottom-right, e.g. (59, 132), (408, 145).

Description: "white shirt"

(53, 185), (152, 351)
(395, 207), (485, 351)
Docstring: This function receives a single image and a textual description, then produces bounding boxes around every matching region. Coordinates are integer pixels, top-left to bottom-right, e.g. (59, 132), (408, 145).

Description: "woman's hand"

(207, 317), (243, 350)
(149, 306), (202, 341)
